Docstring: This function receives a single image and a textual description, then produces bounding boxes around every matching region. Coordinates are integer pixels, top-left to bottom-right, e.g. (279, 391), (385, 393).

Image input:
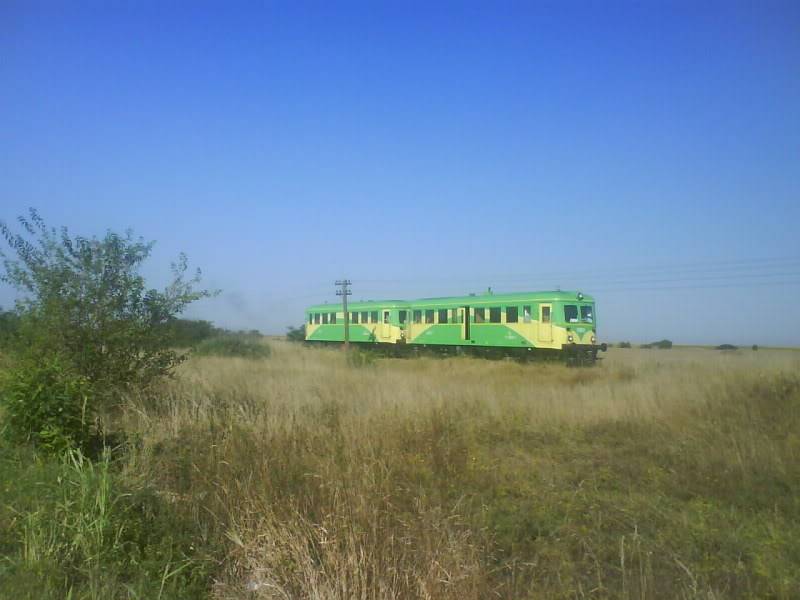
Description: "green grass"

(0, 444), (217, 599)
(2, 344), (799, 598)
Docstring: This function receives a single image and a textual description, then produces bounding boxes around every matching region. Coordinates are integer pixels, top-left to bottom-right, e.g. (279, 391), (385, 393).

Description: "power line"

(275, 256), (800, 305)
(351, 277), (800, 298)
(590, 279), (800, 293)
(357, 257), (800, 287)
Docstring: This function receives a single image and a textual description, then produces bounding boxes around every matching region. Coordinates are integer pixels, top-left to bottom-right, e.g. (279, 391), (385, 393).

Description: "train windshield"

(580, 305), (594, 323)
(564, 305), (579, 323)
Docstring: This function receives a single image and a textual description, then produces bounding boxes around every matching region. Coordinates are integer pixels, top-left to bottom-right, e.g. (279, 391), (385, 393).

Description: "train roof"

(306, 290), (594, 312)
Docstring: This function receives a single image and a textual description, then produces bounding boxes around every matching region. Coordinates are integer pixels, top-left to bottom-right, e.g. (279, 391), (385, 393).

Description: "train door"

(538, 304), (553, 342)
(462, 306), (470, 341)
(398, 310), (407, 342)
(381, 310), (391, 339)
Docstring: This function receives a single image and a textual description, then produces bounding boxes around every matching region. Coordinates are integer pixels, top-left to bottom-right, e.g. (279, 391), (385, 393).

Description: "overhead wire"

(355, 256), (800, 287)
(263, 256), (800, 304)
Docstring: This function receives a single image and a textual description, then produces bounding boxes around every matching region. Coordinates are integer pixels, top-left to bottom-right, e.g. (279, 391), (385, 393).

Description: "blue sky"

(2, 1), (799, 345)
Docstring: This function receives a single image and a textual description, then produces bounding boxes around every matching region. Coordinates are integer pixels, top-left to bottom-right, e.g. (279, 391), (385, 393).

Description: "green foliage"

(0, 445), (214, 599)
(617, 341), (632, 348)
(165, 318), (217, 347)
(194, 335), (271, 359)
(0, 358), (94, 454)
(0, 307), (20, 347)
(286, 324), (306, 342)
(0, 208), (215, 393)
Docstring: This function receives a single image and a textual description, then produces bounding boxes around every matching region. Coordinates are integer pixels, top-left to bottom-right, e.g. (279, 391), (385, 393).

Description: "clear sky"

(2, 1), (799, 346)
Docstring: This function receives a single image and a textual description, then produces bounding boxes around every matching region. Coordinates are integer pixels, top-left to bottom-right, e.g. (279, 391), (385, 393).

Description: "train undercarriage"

(305, 340), (607, 365)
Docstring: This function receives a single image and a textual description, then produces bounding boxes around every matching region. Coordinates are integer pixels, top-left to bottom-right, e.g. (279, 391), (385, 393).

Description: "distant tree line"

(0, 309), (260, 352)
(641, 339), (673, 349)
(165, 318), (263, 348)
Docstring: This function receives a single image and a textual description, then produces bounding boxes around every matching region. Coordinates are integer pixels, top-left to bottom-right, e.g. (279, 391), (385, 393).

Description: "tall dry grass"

(116, 342), (800, 599)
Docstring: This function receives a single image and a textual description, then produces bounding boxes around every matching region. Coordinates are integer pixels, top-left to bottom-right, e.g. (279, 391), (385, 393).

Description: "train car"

(305, 291), (607, 362)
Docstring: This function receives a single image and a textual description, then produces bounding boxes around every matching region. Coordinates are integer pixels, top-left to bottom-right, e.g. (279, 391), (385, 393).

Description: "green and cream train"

(305, 290), (607, 362)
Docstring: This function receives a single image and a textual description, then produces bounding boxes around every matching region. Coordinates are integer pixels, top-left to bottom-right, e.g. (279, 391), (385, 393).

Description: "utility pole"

(335, 279), (352, 350)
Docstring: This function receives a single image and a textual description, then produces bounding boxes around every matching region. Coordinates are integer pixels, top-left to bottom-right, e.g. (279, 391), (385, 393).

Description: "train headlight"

(568, 335), (574, 343)
(591, 336), (596, 344)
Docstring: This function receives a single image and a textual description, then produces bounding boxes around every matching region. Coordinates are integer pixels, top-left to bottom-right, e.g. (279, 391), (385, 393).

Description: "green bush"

(165, 318), (218, 347)
(0, 209), (214, 393)
(286, 324), (306, 342)
(0, 358), (95, 454)
(194, 335), (271, 359)
(0, 307), (20, 348)
(618, 341), (632, 348)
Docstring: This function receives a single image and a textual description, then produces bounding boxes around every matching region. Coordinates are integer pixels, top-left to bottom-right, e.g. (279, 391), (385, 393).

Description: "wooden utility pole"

(335, 279), (352, 350)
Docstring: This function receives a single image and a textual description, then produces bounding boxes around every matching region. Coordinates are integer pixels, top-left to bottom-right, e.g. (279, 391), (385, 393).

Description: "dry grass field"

(3, 342), (800, 599)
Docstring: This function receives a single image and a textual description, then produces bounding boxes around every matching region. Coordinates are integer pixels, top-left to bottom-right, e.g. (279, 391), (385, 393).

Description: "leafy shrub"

(0, 209), (214, 393)
(165, 318), (218, 347)
(0, 307), (20, 348)
(0, 358), (94, 453)
(286, 324), (306, 342)
(194, 335), (271, 359)
(717, 344), (738, 351)
(752, 344), (759, 351)
(618, 341), (632, 348)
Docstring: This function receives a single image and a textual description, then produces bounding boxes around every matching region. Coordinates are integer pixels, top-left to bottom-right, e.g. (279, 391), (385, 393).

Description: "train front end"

(556, 293), (607, 364)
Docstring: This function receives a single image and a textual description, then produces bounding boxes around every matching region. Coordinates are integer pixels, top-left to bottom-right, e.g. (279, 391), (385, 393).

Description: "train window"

(308, 314), (313, 324)
(399, 310), (407, 324)
(450, 308), (461, 323)
(322, 313), (328, 324)
(330, 313), (336, 324)
(580, 305), (593, 322)
(438, 309), (448, 323)
(370, 311), (378, 323)
(383, 311), (390, 324)
(475, 308), (485, 323)
(413, 310), (422, 324)
(523, 306), (532, 323)
(489, 307), (501, 323)
(542, 306), (551, 323)
(351, 312), (358, 324)
(361, 311), (368, 323)
(564, 305), (578, 323)
(506, 306), (518, 323)
(425, 309), (434, 324)
(314, 313), (320, 324)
